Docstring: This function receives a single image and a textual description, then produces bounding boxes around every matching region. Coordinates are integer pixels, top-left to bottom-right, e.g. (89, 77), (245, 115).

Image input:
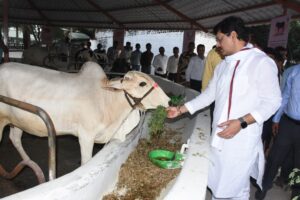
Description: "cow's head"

(106, 71), (170, 110)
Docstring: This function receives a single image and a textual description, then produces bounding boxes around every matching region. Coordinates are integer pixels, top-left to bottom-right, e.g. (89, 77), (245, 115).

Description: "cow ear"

(104, 77), (124, 90)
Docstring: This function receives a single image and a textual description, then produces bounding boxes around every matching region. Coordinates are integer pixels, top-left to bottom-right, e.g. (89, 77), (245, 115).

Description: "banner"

(268, 15), (290, 48)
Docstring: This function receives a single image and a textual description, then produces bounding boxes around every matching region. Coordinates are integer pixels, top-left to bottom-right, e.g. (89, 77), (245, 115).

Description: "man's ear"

(104, 77), (124, 90)
(230, 31), (238, 40)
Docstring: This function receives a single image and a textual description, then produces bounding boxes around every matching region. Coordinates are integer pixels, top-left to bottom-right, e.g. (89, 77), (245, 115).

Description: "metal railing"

(0, 95), (56, 182)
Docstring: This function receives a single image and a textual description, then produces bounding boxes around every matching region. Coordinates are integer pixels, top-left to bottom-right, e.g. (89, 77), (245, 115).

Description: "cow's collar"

(123, 84), (156, 110)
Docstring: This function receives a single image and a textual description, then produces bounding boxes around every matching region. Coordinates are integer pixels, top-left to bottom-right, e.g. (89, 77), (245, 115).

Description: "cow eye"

(139, 82), (147, 87)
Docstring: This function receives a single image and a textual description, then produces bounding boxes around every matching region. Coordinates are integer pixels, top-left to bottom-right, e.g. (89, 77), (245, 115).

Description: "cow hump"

(79, 61), (107, 80)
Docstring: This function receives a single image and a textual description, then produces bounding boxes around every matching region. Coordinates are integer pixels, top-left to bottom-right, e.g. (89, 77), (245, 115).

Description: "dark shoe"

(255, 189), (267, 200)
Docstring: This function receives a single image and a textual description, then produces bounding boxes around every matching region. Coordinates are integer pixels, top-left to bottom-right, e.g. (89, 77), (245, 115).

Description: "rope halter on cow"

(123, 82), (159, 110)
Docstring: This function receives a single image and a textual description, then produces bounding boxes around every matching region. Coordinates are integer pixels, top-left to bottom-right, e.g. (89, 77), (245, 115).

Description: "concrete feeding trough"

(1, 76), (211, 200)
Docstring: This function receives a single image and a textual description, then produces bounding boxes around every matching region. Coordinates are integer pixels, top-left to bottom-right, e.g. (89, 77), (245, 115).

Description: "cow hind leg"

(0, 119), (8, 143)
(9, 127), (45, 183)
(9, 127), (30, 160)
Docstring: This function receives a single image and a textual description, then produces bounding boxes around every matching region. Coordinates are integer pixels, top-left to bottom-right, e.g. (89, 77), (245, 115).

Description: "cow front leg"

(78, 134), (95, 165)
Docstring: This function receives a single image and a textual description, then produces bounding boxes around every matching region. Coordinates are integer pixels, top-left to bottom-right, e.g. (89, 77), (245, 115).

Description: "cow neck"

(123, 85), (156, 110)
(227, 47), (251, 120)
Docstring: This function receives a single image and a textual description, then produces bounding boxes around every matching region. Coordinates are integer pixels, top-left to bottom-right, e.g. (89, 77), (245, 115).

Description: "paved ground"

(0, 126), (103, 198)
(205, 181), (291, 200)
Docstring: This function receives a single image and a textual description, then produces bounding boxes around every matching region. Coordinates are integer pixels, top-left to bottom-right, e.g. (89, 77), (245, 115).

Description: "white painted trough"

(2, 76), (211, 200)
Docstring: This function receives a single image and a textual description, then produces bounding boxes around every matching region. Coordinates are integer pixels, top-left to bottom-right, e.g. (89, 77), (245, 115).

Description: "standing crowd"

(99, 39), (208, 93)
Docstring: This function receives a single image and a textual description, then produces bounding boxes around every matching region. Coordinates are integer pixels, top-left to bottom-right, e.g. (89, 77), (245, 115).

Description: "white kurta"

(185, 48), (281, 198)
(153, 54), (168, 75)
(185, 56), (205, 82)
(166, 55), (179, 73)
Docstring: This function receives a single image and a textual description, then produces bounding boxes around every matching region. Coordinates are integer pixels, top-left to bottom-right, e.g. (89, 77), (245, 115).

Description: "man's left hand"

(217, 119), (241, 139)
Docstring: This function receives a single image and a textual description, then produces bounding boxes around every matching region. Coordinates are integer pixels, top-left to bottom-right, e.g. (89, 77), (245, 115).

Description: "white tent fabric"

(0, 0), (299, 31)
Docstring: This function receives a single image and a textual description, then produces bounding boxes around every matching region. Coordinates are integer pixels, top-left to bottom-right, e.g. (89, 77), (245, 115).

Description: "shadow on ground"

(0, 126), (103, 198)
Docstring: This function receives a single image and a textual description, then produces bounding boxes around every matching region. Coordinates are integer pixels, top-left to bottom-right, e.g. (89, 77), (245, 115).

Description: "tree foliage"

(248, 20), (300, 63)
(288, 20), (300, 62)
(248, 25), (270, 48)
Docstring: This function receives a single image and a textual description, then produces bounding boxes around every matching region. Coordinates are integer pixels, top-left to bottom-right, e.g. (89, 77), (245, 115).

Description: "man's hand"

(166, 105), (188, 118)
(272, 123), (279, 136)
(217, 119), (241, 139)
(166, 106), (180, 118)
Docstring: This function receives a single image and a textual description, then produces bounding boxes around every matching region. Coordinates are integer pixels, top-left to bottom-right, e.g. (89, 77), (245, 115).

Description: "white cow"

(0, 62), (170, 164)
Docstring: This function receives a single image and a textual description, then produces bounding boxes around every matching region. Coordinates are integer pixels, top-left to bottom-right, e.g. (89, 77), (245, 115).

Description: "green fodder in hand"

(169, 95), (185, 106)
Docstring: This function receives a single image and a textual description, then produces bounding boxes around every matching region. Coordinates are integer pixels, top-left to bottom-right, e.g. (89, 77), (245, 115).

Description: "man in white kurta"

(153, 47), (168, 77)
(186, 44), (205, 92)
(167, 16), (281, 199)
(166, 47), (180, 81)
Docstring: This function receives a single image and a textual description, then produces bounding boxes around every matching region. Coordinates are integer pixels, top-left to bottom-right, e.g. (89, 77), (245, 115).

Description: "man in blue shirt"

(256, 64), (300, 199)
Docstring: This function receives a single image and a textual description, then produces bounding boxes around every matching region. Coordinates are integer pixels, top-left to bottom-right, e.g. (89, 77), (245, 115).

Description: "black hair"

(263, 47), (284, 63)
(263, 47), (276, 57)
(197, 44), (205, 49)
(275, 46), (286, 52)
(274, 49), (285, 63)
(188, 42), (195, 47)
(213, 16), (249, 42)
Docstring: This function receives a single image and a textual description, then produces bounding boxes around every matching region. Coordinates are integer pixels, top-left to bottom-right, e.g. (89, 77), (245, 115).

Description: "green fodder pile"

(102, 128), (182, 200)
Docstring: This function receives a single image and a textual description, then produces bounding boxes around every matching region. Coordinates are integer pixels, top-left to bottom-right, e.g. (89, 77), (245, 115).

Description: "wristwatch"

(238, 117), (248, 129)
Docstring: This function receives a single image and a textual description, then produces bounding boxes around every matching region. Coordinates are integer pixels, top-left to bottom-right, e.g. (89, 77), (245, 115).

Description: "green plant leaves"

(289, 168), (300, 186)
(148, 106), (167, 138)
(169, 95), (184, 106)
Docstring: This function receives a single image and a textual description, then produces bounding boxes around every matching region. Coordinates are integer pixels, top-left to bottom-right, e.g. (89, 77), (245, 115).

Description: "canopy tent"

(0, 0), (300, 31)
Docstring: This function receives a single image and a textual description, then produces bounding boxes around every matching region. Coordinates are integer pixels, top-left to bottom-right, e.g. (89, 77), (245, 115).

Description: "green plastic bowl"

(148, 149), (184, 169)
